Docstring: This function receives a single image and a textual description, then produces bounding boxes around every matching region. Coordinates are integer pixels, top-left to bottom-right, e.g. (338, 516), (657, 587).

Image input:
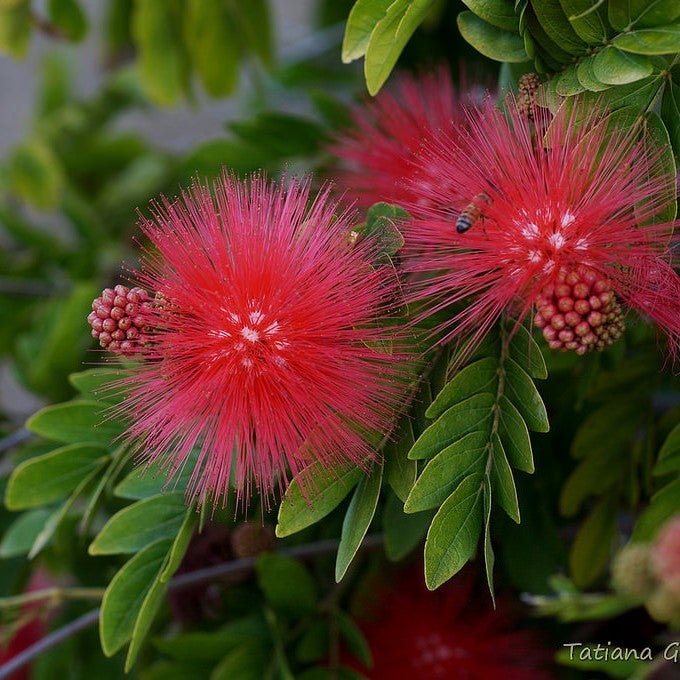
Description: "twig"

(0, 534), (384, 678)
(0, 428), (32, 455)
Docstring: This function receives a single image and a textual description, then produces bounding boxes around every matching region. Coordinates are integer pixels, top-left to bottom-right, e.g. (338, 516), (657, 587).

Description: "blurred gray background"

(0, 0), (319, 422)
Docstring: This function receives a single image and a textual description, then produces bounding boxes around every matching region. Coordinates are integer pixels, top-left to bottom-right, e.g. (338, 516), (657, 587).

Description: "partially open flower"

(328, 67), (484, 211)
(106, 173), (408, 508)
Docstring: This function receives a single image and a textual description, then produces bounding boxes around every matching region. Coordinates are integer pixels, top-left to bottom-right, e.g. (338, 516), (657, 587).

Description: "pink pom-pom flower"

(402, 96), (680, 359)
(111, 173), (409, 508)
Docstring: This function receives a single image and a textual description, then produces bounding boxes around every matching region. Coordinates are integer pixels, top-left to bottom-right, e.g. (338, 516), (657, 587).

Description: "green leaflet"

(408, 392), (495, 460)
(364, 0), (438, 94)
(404, 431), (488, 513)
(89, 492), (189, 555)
(335, 465), (383, 582)
(99, 503), (194, 669)
(654, 423), (680, 476)
(569, 496), (618, 588)
(424, 473), (484, 590)
(6, 443), (109, 510)
(100, 538), (172, 657)
(613, 24), (680, 55)
(592, 46), (653, 85)
(26, 399), (123, 446)
(131, 0), (189, 105)
(461, 0), (518, 31)
(276, 463), (363, 538)
(383, 491), (432, 561)
(342, 0), (395, 63)
(457, 11), (528, 63)
(256, 553), (318, 618)
(608, 0), (680, 31)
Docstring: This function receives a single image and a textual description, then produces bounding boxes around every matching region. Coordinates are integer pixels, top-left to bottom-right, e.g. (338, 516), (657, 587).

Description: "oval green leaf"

(335, 466), (383, 582)
(491, 434), (520, 523)
(342, 0), (395, 63)
(592, 45), (653, 85)
(425, 357), (498, 420)
(457, 11), (528, 63)
(365, 0), (437, 94)
(89, 492), (188, 555)
(498, 396), (534, 473)
(100, 538), (172, 656)
(504, 358), (549, 432)
(26, 399), (122, 445)
(404, 431), (488, 513)
(613, 24), (680, 55)
(461, 0), (518, 31)
(409, 392), (495, 460)
(424, 473), (484, 590)
(6, 443), (109, 510)
(276, 463), (363, 538)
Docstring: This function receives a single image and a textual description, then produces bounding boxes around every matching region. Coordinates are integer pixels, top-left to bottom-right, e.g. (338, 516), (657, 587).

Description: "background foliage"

(1, 1), (679, 678)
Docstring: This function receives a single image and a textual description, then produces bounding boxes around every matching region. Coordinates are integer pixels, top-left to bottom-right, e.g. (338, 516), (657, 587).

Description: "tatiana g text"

(564, 642), (680, 662)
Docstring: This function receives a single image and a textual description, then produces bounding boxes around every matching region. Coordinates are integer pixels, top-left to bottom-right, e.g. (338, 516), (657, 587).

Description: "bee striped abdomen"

(456, 191), (492, 234)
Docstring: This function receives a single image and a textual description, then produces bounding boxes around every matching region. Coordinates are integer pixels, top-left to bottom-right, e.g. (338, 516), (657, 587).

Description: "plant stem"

(0, 534), (384, 679)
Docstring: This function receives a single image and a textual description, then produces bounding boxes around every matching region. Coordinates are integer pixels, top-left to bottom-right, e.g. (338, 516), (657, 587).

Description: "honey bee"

(456, 191), (492, 234)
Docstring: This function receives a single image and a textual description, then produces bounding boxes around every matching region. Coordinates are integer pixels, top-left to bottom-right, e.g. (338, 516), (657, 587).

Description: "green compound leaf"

(461, 0), (518, 31)
(256, 553), (318, 617)
(89, 493), (188, 555)
(276, 463), (363, 537)
(613, 24), (680, 55)
(408, 392), (495, 460)
(336, 465), (383, 582)
(404, 431), (487, 513)
(26, 399), (122, 446)
(424, 473), (484, 590)
(6, 443), (109, 510)
(457, 11), (528, 63)
(100, 538), (173, 657)
(490, 434), (520, 523)
(364, 0), (437, 95)
(342, 0), (395, 63)
(592, 45), (654, 85)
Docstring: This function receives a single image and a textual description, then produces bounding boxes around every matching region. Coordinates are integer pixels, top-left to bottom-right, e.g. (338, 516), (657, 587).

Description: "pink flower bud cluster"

(87, 284), (153, 356)
(533, 265), (625, 355)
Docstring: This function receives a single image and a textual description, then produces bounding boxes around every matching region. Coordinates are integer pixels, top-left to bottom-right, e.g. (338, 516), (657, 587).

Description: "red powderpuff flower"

(113, 173), (408, 508)
(346, 565), (553, 679)
(403, 97), (680, 359)
(328, 67), (483, 211)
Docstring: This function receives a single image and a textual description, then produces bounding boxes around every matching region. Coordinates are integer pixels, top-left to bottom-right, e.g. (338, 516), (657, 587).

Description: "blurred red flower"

(348, 564), (553, 679)
(116, 173), (408, 508)
(403, 97), (680, 359)
(328, 67), (483, 211)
